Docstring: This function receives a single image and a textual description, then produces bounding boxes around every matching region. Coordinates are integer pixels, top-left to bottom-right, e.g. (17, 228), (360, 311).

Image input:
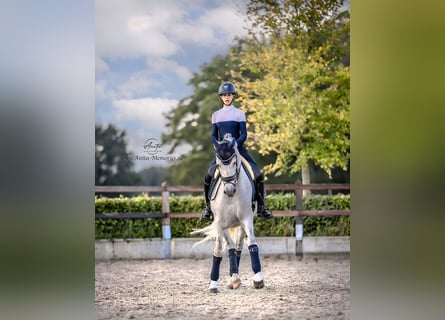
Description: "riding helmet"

(218, 82), (237, 96)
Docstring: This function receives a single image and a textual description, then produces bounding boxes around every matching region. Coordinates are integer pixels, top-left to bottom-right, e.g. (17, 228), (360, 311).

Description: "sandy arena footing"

(95, 253), (350, 320)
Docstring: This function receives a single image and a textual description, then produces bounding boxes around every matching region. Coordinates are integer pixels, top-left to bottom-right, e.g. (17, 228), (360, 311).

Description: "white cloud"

(112, 97), (178, 134)
(96, 0), (248, 59)
(195, 6), (247, 46)
(96, 1), (183, 58)
(95, 57), (110, 74)
(167, 4), (248, 48)
(146, 58), (192, 82)
(95, 80), (108, 100)
(117, 72), (159, 99)
(96, 79), (120, 101)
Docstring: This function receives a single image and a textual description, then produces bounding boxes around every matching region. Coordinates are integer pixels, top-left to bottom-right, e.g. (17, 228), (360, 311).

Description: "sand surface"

(95, 254), (350, 320)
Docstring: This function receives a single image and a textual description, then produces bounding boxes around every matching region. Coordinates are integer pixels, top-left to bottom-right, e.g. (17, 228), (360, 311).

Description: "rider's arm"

(236, 121), (247, 148)
(211, 123), (219, 149)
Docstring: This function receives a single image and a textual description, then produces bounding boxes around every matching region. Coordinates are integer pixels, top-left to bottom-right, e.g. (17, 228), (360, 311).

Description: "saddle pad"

(240, 156), (256, 181)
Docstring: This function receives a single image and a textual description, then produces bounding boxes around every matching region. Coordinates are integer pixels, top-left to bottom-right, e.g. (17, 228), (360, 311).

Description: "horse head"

(215, 134), (240, 197)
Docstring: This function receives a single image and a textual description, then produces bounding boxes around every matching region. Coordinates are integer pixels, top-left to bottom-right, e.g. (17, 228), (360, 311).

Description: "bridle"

(216, 152), (240, 196)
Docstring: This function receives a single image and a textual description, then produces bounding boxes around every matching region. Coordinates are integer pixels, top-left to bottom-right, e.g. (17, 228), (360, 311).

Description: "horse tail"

(190, 222), (220, 249)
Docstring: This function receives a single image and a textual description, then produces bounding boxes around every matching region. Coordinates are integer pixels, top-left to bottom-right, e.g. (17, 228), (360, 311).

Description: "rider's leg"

(201, 173), (213, 221)
(255, 173), (273, 220)
(202, 162), (217, 221)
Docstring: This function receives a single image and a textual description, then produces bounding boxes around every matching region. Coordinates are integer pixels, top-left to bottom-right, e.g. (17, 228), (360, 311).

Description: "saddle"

(209, 156), (256, 202)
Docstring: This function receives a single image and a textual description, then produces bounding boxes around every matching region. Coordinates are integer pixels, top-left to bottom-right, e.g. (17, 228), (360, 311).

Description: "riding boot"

(201, 178), (213, 221)
(255, 179), (273, 220)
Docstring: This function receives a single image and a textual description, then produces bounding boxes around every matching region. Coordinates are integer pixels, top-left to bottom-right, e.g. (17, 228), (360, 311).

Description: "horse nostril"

(224, 183), (236, 197)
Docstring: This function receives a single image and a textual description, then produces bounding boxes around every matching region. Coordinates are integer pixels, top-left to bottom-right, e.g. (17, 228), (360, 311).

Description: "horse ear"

(228, 139), (238, 150)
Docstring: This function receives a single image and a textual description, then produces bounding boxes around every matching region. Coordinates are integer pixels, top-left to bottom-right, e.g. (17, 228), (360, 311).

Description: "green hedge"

(95, 193), (350, 239)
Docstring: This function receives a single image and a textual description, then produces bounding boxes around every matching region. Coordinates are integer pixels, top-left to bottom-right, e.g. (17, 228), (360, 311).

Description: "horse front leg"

(209, 238), (224, 293)
(242, 219), (265, 289)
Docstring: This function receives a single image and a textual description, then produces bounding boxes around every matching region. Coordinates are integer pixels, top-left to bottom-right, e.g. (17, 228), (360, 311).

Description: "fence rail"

(95, 181), (350, 259)
(94, 183), (349, 193)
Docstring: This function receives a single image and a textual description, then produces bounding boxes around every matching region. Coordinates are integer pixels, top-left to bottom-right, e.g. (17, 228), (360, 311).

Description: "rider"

(201, 81), (273, 221)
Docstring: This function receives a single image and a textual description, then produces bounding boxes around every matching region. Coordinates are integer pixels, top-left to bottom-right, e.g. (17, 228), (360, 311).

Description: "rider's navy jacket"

(211, 105), (247, 150)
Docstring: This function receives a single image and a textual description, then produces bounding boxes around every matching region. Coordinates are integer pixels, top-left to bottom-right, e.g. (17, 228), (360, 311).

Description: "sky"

(95, 0), (249, 171)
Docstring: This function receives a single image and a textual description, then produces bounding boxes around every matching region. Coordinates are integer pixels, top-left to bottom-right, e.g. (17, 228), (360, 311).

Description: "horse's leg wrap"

(210, 255), (223, 281)
(236, 250), (242, 269)
(228, 249), (239, 276)
(248, 244), (261, 274)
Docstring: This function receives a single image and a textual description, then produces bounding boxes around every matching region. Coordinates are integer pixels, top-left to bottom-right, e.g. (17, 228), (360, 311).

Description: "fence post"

(161, 181), (171, 259)
(295, 179), (304, 260)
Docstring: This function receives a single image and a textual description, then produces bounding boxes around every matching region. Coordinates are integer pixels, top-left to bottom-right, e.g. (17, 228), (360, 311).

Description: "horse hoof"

(209, 288), (218, 294)
(227, 273), (241, 290)
(252, 272), (264, 289)
(253, 280), (264, 289)
(232, 280), (241, 289)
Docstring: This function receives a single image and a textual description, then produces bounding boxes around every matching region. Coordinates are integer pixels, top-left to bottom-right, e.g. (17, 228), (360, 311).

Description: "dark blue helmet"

(218, 82), (237, 96)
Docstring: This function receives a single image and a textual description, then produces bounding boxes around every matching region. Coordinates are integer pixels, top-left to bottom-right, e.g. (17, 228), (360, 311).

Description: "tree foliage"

(95, 124), (140, 190)
(233, 0), (350, 177)
(138, 166), (168, 187)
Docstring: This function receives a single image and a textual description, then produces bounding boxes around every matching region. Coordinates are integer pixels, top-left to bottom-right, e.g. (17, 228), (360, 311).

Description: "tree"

(232, 0), (350, 181)
(138, 166), (168, 187)
(95, 124), (141, 191)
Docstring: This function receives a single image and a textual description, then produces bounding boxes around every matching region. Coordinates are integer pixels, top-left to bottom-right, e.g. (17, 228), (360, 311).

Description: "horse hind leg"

(227, 248), (241, 289)
(235, 227), (245, 269)
(229, 240), (243, 290)
(224, 229), (241, 290)
(228, 273), (241, 290)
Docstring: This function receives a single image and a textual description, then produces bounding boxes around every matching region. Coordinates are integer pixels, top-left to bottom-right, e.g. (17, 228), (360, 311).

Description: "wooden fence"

(95, 181), (350, 258)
